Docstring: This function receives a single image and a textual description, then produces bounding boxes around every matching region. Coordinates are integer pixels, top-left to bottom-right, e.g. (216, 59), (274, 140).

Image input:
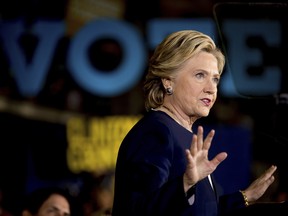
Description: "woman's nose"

(204, 80), (217, 94)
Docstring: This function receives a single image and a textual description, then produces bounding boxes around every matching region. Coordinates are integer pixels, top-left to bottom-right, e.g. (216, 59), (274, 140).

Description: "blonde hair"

(143, 30), (225, 111)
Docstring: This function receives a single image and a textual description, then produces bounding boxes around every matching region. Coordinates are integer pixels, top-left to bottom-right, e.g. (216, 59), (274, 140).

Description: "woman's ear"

(161, 78), (172, 89)
(22, 210), (32, 216)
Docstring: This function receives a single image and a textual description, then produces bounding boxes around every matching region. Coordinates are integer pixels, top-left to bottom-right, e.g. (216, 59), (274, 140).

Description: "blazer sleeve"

(218, 191), (246, 215)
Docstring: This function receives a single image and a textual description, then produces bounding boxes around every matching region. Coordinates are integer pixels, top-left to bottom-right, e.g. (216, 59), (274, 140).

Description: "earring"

(166, 87), (173, 95)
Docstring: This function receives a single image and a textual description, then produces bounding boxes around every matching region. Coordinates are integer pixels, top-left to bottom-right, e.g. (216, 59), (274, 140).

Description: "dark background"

(1, 0), (288, 215)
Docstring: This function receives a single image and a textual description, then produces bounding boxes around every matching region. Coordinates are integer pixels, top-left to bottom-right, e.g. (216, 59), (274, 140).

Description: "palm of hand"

(184, 126), (228, 186)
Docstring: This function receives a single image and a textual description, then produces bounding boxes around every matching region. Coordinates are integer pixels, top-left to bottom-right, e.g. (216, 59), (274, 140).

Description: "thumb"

(211, 152), (228, 167)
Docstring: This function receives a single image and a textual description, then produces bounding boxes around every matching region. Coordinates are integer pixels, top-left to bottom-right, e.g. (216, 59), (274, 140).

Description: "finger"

(196, 126), (203, 150)
(210, 152), (228, 167)
(185, 149), (194, 168)
(257, 165), (277, 184)
(263, 165), (277, 179)
(190, 134), (198, 155)
(268, 165), (277, 173)
(203, 129), (215, 150)
(185, 149), (197, 172)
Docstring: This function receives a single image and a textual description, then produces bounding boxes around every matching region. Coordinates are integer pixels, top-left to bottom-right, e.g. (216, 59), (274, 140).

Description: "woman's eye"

(46, 207), (57, 213)
(213, 77), (220, 84)
(195, 73), (204, 79)
(214, 77), (220, 84)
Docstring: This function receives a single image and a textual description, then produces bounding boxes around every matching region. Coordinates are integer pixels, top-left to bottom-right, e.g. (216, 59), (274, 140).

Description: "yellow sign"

(66, 115), (141, 174)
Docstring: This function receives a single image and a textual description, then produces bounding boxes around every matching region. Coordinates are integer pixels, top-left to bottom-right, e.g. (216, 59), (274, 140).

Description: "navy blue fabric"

(112, 111), (245, 216)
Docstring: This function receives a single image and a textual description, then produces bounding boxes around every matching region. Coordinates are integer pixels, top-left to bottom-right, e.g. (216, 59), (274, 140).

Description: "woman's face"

(170, 51), (220, 119)
(37, 194), (70, 216)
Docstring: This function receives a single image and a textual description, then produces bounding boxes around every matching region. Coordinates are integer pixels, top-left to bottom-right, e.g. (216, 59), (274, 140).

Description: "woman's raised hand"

(183, 126), (228, 192)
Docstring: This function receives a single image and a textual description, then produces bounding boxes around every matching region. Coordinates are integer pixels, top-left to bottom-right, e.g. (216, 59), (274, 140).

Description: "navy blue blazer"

(112, 111), (245, 216)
